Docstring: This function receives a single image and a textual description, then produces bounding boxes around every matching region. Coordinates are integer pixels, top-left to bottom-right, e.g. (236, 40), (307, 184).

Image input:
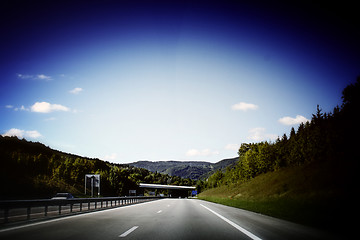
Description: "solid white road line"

(119, 226), (139, 237)
(200, 204), (262, 240)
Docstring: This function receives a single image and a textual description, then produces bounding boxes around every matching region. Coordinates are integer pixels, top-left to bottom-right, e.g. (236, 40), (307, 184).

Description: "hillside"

(198, 158), (355, 232)
(0, 137), (195, 200)
(130, 157), (238, 180)
(198, 78), (360, 232)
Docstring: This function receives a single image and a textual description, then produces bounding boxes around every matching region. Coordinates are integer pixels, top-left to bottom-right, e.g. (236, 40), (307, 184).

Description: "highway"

(0, 198), (337, 240)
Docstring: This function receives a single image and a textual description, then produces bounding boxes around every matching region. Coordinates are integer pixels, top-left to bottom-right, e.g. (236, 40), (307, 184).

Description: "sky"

(1, 0), (359, 163)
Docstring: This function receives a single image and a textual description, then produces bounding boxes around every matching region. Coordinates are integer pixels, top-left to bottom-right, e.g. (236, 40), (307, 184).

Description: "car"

(51, 193), (74, 200)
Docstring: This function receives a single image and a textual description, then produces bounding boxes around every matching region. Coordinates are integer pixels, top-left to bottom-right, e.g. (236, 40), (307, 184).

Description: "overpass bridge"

(139, 183), (196, 198)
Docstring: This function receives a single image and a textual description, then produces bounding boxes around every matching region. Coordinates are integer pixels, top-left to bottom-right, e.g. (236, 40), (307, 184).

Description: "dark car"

(51, 193), (74, 200)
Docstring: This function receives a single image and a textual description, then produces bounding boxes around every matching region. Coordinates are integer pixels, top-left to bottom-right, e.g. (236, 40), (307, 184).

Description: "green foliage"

(201, 77), (360, 191)
(0, 137), (196, 200)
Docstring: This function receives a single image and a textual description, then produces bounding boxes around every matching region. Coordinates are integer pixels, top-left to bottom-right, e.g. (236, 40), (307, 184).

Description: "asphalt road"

(0, 198), (338, 240)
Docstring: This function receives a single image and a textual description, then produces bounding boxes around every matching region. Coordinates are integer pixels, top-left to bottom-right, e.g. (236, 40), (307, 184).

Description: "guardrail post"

(88, 201), (90, 210)
(80, 202), (82, 212)
(58, 205), (61, 215)
(94, 201), (97, 209)
(4, 208), (9, 223)
(45, 205), (48, 217)
(27, 207), (31, 220)
(70, 203), (73, 213)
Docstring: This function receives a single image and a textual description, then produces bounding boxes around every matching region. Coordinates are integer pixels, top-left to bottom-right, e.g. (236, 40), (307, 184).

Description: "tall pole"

(91, 177), (94, 197)
(85, 175), (87, 195)
(98, 176), (100, 197)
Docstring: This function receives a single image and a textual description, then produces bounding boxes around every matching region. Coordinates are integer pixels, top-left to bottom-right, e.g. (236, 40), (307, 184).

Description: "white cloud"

(14, 105), (29, 111)
(6, 105), (29, 111)
(17, 74), (33, 79)
(17, 73), (52, 81)
(278, 115), (310, 125)
(231, 102), (258, 111)
(186, 149), (219, 157)
(2, 128), (42, 139)
(225, 143), (240, 151)
(103, 153), (118, 162)
(31, 102), (70, 113)
(37, 74), (52, 81)
(26, 130), (43, 139)
(69, 87), (83, 94)
(247, 127), (278, 142)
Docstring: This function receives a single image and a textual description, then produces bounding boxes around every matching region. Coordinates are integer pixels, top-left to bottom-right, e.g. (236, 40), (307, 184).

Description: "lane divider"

(200, 204), (262, 240)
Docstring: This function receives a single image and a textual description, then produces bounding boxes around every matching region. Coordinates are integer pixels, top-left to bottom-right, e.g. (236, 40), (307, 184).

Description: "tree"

(341, 77), (360, 109)
(238, 143), (251, 157)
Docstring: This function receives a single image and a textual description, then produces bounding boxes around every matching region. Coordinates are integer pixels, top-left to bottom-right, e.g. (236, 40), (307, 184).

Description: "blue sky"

(1, 1), (359, 163)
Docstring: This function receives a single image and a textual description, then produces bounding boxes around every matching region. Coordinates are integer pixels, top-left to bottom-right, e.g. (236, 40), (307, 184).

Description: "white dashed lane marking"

(119, 226), (139, 238)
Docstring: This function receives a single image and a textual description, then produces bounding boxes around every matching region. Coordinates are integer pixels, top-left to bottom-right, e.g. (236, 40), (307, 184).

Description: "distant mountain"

(129, 157), (239, 180)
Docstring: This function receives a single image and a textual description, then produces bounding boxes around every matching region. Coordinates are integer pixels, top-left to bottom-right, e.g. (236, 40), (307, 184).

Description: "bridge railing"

(0, 196), (162, 224)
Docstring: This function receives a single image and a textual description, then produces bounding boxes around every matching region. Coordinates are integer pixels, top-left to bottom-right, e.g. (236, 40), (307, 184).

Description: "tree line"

(0, 137), (195, 200)
(198, 77), (360, 191)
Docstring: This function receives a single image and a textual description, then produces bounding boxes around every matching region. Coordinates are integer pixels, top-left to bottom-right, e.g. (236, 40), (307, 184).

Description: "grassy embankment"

(198, 159), (353, 231)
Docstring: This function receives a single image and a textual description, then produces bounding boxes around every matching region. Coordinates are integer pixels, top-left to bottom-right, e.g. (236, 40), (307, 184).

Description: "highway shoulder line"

(200, 204), (262, 240)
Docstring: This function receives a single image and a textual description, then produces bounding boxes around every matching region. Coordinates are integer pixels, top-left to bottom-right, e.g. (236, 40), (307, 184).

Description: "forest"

(198, 78), (359, 192)
(0, 137), (195, 200)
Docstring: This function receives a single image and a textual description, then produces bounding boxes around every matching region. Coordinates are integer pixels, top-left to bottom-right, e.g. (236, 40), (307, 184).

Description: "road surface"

(0, 198), (338, 240)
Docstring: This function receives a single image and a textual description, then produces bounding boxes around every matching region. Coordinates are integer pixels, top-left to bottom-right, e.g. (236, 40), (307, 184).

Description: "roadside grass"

(198, 195), (330, 229)
(198, 160), (352, 232)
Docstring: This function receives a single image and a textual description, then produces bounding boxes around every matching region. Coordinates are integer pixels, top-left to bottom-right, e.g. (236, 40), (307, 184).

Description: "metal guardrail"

(0, 196), (162, 224)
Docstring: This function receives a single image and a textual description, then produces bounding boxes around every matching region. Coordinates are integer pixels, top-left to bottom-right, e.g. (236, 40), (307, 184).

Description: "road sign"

(85, 174), (100, 197)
